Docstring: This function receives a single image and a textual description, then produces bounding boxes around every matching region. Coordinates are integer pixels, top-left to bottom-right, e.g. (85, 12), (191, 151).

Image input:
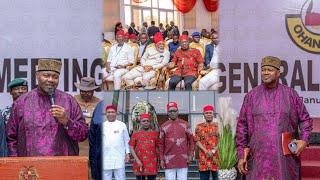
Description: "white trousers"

(103, 68), (128, 90)
(122, 66), (156, 86)
(199, 69), (219, 90)
(165, 168), (188, 180)
(103, 168), (126, 180)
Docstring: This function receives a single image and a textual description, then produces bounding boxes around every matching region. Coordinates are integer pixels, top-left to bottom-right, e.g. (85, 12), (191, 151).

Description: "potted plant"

(216, 97), (238, 180)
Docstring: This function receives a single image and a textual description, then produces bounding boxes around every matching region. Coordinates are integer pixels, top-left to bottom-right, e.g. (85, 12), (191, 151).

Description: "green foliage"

(217, 125), (237, 170)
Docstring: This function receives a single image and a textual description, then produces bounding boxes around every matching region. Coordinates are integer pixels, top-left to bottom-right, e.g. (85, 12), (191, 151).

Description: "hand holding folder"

(282, 132), (293, 155)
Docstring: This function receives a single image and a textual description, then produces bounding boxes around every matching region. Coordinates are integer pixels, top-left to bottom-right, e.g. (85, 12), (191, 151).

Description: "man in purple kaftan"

(6, 59), (88, 157)
(236, 56), (313, 180)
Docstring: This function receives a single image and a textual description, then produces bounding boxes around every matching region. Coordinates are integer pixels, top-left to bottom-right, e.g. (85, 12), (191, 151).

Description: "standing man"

(147, 20), (160, 39)
(129, 113), (159, 180)
(159, 102), (194, 180)
(102, 30), (134, 90)
(102, 105), (130, 180)
(194, 105), (219, 180)
(74, 77), (101, 125)
(128, 22), (139, 36)
(236, 56), (313, 179)
(140, 22), (148, 34)
(89, 101), (106, 180)
(2, 78), (28, 125)
(168, 21), (180, 36)
(6, 59), (88, 156)
(168, 35), (204, 90)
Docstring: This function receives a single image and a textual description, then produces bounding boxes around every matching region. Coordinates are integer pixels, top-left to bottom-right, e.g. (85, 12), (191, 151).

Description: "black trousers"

(136, 175), (157, 180)
(199, 170), (218, 180)
(169, 75), (197, 90)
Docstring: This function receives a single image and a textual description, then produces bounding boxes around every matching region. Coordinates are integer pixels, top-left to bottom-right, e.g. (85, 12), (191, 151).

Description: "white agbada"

(102, 119), (130, 170)
(199, 45), (220, 90)
(122, 46), (170, 86)
(102, 43), (134, 89)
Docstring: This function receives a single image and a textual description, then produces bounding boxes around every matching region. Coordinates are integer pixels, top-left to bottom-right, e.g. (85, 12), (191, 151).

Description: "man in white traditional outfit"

(122, 32), (169, 89)
(198, 38), (220, 90)
(102, 30), (134, 90)
(102, 105), (130, 180)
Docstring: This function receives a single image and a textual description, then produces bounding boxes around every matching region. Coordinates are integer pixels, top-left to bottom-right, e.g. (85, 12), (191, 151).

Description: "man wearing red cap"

(194, 105), (219, 180)
(102, 30), (134, 90)
(167, 35), (204, 90)
(129, 113), (159, 180)
(122, 32), (169, 89)
(159, 102), (194, 180)
(102, 105), (130, 180)
(128, 33), (139, 66)
(124, 32), (130, 43)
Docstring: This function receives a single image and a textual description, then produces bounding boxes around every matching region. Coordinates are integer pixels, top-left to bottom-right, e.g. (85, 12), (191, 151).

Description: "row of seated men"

(101, 30), (220, 91)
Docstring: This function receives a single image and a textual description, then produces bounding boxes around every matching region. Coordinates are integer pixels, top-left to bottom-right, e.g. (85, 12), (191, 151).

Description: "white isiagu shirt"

(107, 43), (134, 71)
(102, 119), (130, 170)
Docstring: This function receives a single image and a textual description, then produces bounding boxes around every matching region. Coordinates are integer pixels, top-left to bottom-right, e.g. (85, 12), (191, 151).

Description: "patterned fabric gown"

(236, 83), (313, 180)
(129, 130), (159, 176)
(195, 122), (219, 171)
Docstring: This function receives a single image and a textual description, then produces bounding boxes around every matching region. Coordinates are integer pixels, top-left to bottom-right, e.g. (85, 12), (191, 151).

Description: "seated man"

(122, 32), (169, 89)
(168, 35), (204, 90)
(128, 34), (139, 65)
(102, 30), (134, 90)
(168, 33), (180, 61)
(199, 38), (220, 90)
(189, 32), (205, 58)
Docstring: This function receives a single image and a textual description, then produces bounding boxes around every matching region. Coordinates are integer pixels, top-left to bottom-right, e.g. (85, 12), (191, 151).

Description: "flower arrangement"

(216, 97), (238, 179)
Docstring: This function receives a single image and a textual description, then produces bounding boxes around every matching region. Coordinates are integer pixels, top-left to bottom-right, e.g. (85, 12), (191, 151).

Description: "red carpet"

(312, 118), (320, 132)
(301, 118), (320, 179)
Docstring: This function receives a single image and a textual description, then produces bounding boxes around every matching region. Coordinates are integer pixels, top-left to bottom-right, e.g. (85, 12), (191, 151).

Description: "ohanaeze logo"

(285, 0), (320, 54)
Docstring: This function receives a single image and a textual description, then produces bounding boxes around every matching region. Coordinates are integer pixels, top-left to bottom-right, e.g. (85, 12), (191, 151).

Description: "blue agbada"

(0, 112), (8, 157)
(89, 101), (106, 180)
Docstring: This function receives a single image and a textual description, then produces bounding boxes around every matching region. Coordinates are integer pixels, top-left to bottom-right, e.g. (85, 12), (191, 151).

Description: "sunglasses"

(168, 109), (178, 113)
(140, 120), (150, 122)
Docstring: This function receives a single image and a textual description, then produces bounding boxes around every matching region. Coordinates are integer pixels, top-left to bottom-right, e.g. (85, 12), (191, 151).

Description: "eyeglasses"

(140, 120), (150, 122)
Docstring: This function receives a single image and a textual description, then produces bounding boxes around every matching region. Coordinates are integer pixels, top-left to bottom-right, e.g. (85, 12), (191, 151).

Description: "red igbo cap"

(167, 102), (178, 110)
(179, 35), (189, 42)
(140, 113), (150, 119)
(105, 105), (117, 111)
(129, 33), (137, 40)
(116, 30), (125, 37)
(153, 32), (164, 44)
(124, 32), (129, 38)
(203, 105), (214, 112)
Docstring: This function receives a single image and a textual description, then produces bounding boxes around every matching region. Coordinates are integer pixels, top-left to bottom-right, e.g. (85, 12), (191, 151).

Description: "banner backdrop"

(0, 0), (103, 109)
(219, 0), (320, 116)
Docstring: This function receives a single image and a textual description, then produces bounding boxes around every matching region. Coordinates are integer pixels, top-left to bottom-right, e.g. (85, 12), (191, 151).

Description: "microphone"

(48, 88), (56, 105)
